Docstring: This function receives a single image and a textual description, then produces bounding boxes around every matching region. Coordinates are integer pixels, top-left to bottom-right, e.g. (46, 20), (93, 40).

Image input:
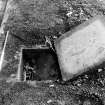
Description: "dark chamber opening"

(22, 48), (62, 81)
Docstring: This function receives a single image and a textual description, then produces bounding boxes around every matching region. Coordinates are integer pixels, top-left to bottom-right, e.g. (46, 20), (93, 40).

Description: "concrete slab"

(55, 15), (105, 81)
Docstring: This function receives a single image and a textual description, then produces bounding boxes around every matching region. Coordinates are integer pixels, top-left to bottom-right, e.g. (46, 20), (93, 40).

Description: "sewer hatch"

(18, 47), (62, 81)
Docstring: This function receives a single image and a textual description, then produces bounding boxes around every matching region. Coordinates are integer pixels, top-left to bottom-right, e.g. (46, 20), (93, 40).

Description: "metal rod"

(0, 31), (9, 71)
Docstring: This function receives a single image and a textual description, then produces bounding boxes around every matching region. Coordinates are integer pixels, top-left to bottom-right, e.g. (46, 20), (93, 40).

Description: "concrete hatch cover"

(55, 15), (105, 81)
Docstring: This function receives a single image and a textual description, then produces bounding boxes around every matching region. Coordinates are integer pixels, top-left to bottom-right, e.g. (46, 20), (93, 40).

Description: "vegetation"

(5, 0), (67, 41)
(4, 0), (105, 42)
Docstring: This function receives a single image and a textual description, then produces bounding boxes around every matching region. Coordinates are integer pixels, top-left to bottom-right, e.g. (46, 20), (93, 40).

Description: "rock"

(55, 15), (105, 81)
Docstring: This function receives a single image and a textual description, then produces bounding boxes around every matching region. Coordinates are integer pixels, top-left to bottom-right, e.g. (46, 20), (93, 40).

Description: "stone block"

(55, 15), (105, 81)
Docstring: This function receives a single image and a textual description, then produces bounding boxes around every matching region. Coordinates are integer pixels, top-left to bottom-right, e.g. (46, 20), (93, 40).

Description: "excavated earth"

(1, 0), (105, 105)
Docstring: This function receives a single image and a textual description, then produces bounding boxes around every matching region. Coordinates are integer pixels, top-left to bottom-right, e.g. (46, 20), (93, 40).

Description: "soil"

(0, 0), (105, 105)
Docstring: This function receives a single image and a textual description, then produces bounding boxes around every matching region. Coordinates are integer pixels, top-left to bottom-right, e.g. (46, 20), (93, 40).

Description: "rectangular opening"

(19, 47), (62, 81)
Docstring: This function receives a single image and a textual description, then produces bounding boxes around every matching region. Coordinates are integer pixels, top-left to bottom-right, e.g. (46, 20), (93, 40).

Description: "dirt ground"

(1, 0), (105, 105)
